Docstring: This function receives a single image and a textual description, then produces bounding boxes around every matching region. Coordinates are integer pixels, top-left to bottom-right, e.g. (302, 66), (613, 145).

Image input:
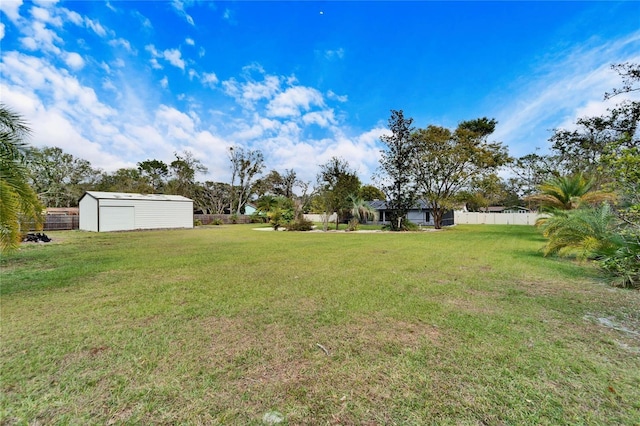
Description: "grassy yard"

(1, 225), (639, 425)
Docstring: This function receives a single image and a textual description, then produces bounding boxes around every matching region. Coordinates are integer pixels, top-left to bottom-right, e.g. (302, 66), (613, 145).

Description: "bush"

(250, 213), (267, 223)
(347, 218), (360, 231)
(286, 218), (314, 231)
(212, 219), (223, 226)
(381, 218), (420, 231)
(194, 219), (203, 227)
(600, 234), (640, 289)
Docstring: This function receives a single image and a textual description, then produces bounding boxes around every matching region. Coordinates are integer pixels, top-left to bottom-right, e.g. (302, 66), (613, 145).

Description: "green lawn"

(1, 225), (639, 425)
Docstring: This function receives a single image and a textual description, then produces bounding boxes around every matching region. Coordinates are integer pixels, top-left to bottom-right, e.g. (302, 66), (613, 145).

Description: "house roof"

(81, 191), (192, 202)
(368, 199), (429, 210)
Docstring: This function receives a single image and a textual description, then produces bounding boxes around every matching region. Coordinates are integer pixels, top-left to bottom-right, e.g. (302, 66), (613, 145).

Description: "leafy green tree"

(536, 63), (639, 288)
(509, 151), (559, 207)
(137, 159), (169, 192)
(0, 104), (43, 252)
(253, 169), (299, 199)
(26, 146), (100, 207)
(359, 184), (385, 201)
(316, 157), (361, 230)
(96, 168), (154, 193)
(413, 118), (510, 228)
(461, 173), (510, 212)
(166, 150), (207, 199)
(377, 110), (418, 230)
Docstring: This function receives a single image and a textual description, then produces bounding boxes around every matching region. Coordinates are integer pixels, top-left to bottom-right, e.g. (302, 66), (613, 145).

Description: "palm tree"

(539, 202), (620, 259)
(528, 174), (614, 212)
(0, 104), (43, 252)
(347, 193), (376, 224)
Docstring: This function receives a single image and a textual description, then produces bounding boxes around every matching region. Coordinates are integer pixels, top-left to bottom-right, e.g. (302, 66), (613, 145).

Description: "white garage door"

(100, 206), (135, 232)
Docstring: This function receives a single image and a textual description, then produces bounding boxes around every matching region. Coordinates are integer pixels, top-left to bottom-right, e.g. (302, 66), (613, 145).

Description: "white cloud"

(324, 47), (345, 60)
(327, 90), (348, 103)
(185, 37), (195, 46)
(146, 45), (186, 70)
(0, 0), (23, 23)
(171, 0), (194, 25)
(85, 17), (107, 37)
(201, 72), (218, 87)
(302, 110), (335, 128)
(108, 38), (134, 53)
(160, 76), (169, 89)
(163, 48), (185, 69)
(65, 52), (85, 70)
(266, 86), (325, 117)
(63, 9), (82, 25)
(33, 0), (59, 6)
(490, 31), (640, 158)
(31, 6), (62, 26)
(0, 23), (5, 40)
(223, 74), (282, 110)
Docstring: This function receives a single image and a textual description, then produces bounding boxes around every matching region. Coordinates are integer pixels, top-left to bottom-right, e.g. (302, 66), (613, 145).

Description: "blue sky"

(1, 1), (639, 185)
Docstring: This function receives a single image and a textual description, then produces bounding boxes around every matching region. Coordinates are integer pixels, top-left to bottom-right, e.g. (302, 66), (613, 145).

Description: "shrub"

(250, 213), (266, 223)
(230, 214), (238, 224)
(600, 233), (640, 289)
(347, 218), (360, 231)
(212, 219), (223, 226)
(194, 219), (203, 227)
(287, 218), (314, 231)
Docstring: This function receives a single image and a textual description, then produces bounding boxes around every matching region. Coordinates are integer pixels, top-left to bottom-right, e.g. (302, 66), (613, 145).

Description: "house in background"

(368, 199), (454, 226)
(79, 191), (193, 232)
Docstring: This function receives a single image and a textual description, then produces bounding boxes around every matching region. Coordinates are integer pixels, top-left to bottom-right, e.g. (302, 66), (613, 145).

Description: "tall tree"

(509, 151), (559, 209)
(0, 104), (43, 252)
(194, 181), (232, 214)
(137, 159), (169, 192)
(413, 118), (510, 228)
(96, 168), (154, 194)
(228, 146), (264, 215)
(377, 110), (418, 230)
(26, 146), (100, 207)
(166, 150), (207, 199)
(317, 157), (361, 230)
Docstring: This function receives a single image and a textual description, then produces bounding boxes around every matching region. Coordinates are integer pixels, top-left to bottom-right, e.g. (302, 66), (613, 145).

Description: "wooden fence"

(42, 215), (80, 231)
(193, 214), (255, 225)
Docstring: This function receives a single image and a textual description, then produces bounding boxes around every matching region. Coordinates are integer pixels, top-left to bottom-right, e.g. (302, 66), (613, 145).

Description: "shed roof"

(81, 191), (192, 202)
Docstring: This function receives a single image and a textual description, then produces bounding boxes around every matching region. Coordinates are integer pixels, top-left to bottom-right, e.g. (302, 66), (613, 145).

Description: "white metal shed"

(79, 191), (193, 232)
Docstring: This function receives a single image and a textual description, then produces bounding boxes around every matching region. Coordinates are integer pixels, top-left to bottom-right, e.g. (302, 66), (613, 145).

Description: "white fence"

(454, 211), (545, 226)
(304, 213), (338, 223)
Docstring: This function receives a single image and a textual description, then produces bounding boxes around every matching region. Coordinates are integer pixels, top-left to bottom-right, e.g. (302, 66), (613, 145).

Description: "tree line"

(2, 62), (638, 287)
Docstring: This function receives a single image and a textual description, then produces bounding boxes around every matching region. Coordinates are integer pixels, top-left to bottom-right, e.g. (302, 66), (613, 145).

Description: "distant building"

(79, 191), (193, 232)
(368, 200), (454, 226)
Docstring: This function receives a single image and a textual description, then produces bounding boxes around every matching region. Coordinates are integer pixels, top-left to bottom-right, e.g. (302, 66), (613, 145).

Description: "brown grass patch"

(197, 314), (440, 422)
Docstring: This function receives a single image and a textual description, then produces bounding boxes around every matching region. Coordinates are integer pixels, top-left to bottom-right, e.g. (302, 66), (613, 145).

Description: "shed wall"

(98, 198), (193, 231)
(79, 195), (99, 232)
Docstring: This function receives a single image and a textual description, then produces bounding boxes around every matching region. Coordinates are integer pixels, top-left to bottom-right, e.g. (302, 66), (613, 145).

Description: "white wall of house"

(454, 211), (545, 225)
(79, 192), (193, 232)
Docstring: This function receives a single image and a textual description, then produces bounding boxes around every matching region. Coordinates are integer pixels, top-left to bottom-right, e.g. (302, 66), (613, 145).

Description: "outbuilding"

(79, 191), (193, 232)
